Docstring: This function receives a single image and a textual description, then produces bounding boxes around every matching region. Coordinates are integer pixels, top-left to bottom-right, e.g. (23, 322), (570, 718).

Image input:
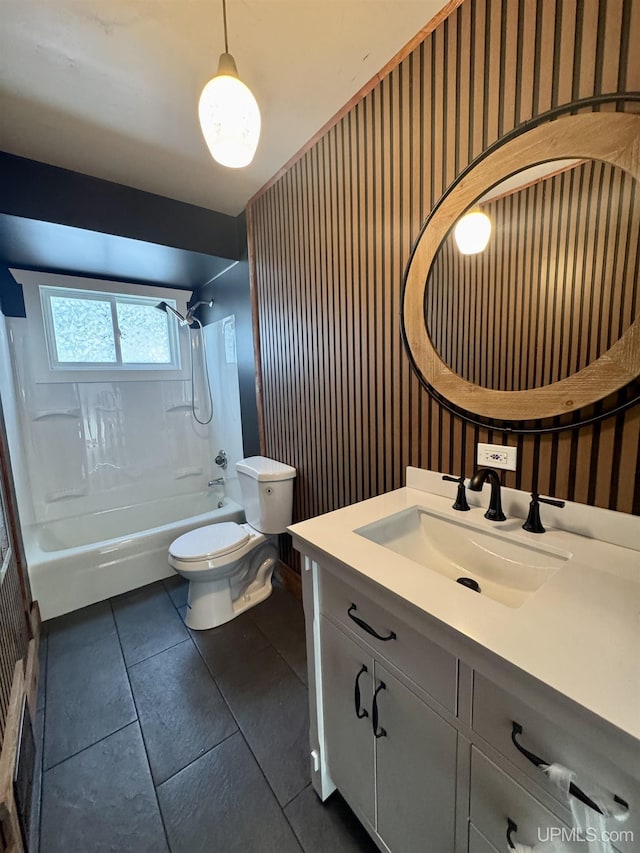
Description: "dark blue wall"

(0, 152), (240, 258)
(196, 213), (260, 458)
(0, 152), (242, 316)
(0, 152), (259, 453)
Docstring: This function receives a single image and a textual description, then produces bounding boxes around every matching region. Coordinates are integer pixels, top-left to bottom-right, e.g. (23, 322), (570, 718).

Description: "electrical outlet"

(476, 442), (517, 471)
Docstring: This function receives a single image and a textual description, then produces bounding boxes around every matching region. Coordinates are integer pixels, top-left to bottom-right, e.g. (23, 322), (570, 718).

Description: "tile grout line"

(187, 616), (307, 848)
(43, 719), (139, 774)
(281, 782), (313, 811)
(165, 579), (308, 850)
(143, 583), (300, 848)
(250, 617), (309, 689)
(244, 592), (310, 849)
(109, 596), (174, 853)
(37, 583), (335, 853)
(125, 636), (191, 670)
(153, 729), (239, 789)
(162, 579), (187, 615)
(41, 618), (137, 772)
(246, 581), (309, 687)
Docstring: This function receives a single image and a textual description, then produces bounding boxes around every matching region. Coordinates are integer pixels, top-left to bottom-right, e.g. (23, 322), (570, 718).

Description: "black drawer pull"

(372, 681), (387, 738)
(511, 722), (629, 816)
(506, 818), (517, 850)
(348, 603), (397, 641)
(354, 665), (369, 720)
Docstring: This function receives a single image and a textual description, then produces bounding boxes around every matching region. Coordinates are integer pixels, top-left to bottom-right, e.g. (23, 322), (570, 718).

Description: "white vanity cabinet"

(320, 615), (458, 852)
(299, 552), (640, 853)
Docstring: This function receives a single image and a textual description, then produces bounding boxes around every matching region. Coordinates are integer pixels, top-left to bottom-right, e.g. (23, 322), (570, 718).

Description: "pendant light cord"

(222, 0), (229, 52)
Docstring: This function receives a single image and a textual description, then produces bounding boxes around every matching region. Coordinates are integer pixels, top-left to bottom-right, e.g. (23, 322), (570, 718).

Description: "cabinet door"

(320, 617), (375, 827)
(375, 662), (457, 853)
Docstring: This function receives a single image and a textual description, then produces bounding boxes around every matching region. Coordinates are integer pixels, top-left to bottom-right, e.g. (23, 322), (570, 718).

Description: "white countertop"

(289, 469), (640, 743)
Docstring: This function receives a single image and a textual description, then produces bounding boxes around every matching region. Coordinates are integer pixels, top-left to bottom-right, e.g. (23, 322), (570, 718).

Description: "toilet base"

(184, 549), (277, 630)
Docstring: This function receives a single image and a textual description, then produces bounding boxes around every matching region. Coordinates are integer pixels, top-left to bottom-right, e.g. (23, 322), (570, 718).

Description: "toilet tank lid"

(236, 456), (296, 482)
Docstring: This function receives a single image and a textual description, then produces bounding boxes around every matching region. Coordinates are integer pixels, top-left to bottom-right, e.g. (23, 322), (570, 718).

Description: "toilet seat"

(169, 522), (250, 562)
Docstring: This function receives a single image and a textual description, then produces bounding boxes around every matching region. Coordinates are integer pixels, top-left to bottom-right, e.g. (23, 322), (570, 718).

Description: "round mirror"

(402, 113), (640, 422)
(425, 159), (639, 392)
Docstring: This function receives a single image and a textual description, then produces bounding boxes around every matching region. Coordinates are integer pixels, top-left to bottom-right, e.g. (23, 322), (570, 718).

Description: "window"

(40, 286), (181, 370)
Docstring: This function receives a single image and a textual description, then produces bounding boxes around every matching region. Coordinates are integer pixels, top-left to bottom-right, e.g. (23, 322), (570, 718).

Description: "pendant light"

(454, 208), (492, 255)
(198, 0), (261, 169)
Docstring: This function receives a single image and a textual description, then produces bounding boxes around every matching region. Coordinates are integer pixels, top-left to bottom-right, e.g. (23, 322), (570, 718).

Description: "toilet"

(168, 456), (296, 630)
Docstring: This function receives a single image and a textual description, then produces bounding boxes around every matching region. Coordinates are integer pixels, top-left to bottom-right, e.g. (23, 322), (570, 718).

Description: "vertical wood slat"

(0, 661), (26, 853)
(249, 0), (640, 574)
(0, 386), (32, 756)
(0, 550), (30, 752)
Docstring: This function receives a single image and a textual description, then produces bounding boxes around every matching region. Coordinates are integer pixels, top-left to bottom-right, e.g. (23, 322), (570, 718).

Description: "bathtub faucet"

(208, 477), (224, 487)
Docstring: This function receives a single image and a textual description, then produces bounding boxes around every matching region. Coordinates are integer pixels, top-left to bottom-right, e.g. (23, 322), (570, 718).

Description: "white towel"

(543, 763), (629, 853)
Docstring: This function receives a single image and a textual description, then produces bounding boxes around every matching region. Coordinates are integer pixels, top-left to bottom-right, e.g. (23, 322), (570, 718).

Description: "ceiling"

(0, 0), (447, 217)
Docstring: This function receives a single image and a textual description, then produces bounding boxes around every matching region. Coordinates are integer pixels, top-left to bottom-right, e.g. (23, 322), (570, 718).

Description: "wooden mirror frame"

(402, 112), (640, 423)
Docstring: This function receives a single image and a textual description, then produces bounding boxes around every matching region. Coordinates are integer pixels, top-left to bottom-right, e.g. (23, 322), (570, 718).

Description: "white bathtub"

(24, 491), (245, 620)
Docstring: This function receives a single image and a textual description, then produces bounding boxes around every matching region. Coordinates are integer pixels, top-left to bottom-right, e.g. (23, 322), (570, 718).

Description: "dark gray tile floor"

(38, 578), (378, 853)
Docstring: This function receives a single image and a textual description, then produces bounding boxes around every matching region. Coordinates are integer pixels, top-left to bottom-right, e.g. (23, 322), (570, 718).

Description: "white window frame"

(10, 269), (192, 384)
(39, 285), (182, 371)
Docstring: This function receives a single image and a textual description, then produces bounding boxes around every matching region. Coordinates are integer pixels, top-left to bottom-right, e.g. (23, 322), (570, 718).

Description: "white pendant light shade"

(454, 209), (492, 255)
(199, 52), (261, 169)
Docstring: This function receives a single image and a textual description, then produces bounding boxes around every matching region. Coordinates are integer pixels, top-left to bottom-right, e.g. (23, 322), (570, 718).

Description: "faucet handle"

(442, 474), (470, 512)
(538, 494), (566, 508)
(522, 493), (565, 534)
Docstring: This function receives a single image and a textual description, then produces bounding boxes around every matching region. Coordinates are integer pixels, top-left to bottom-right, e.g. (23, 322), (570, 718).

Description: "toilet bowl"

(168, 456), (296, 630)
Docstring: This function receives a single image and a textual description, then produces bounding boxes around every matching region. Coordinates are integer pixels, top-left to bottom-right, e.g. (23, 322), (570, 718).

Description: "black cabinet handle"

(348, 604), (397, 641)
(506, 818), (517, 849)
(372, 681), (387, 738)
(354, 665), (369, 719)
(511, 722), (629, 816)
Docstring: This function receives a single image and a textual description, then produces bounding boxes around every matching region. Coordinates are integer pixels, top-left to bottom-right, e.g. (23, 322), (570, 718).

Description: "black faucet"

(442, 474), (470, 511)
(522, 493), (565, 533)
(468, 468), (506, 521)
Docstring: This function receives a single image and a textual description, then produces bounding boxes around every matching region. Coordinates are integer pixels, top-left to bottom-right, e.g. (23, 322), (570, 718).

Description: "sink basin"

(354, 506), (571, 608)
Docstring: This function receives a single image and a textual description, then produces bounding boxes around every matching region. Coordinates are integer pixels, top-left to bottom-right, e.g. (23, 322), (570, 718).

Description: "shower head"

(155, 301), (188, 324)
(155, 299), (213, 327)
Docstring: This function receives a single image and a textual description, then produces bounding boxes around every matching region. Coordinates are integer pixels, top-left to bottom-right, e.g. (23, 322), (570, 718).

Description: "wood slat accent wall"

(249, 0), (640, 571)
(427, 161), (640, 391)
(0, 550), (29, 750)
(0, 383), (31, 754)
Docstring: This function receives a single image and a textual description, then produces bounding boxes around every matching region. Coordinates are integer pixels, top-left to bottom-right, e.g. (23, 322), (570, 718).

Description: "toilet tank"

(236, 456), (296, 534)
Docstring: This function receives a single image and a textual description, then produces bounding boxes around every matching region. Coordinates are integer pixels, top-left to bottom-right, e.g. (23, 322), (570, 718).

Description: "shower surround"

(0, 278), (244, 618)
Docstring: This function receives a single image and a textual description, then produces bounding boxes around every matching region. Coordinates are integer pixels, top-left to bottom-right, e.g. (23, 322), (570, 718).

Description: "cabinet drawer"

(471, 748), (569, 851)
(473, 673), (639, 852)
(320, 569), (457, 712)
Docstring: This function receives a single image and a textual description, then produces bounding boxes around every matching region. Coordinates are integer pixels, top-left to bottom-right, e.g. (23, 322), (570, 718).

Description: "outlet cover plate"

(476, 443), (517, 471)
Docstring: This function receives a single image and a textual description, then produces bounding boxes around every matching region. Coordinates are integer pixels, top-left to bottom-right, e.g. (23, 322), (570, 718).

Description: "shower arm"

(185, 299), (214, 325)
(155, 299), (213, 326)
